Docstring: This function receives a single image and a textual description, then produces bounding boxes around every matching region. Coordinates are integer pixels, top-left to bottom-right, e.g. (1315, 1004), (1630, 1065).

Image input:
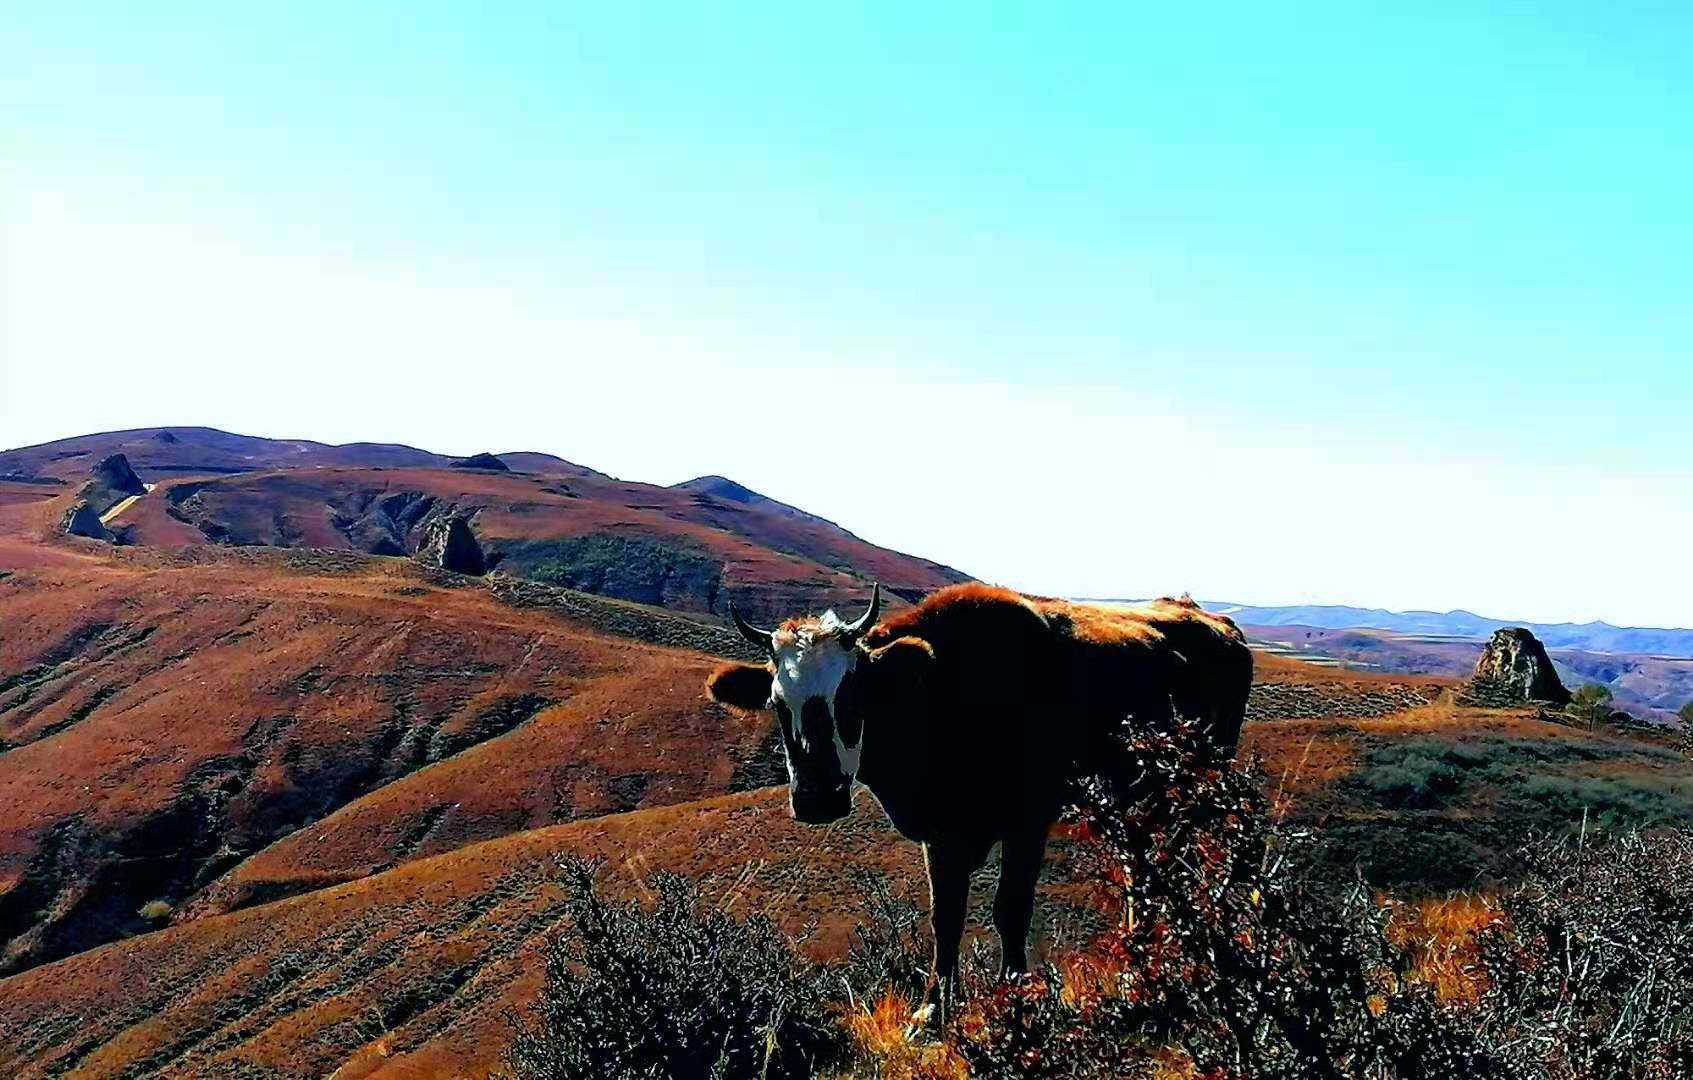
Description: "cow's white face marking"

(770, 611), (863, 777)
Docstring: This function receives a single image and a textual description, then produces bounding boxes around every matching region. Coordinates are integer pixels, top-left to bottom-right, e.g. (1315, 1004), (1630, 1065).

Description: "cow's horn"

(730, 601), (777, 654)
(840, 583), (882, 640)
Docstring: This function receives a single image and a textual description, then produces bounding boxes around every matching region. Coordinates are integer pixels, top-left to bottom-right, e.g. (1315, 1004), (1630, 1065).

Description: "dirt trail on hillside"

(96, 484), (152, 526)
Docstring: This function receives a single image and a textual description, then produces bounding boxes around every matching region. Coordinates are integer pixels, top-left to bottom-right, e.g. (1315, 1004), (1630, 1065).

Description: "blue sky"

(2, 3), (1690, 625)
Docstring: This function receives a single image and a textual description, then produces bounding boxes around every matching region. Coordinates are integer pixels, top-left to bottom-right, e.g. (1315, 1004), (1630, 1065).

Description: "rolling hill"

(0, 427), (969, 622)
(5, 426), (1693, 1075)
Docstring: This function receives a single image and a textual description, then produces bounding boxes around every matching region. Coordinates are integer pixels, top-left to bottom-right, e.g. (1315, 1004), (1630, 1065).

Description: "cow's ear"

(706, 663), (774, 711)
(866, 636), (935, 684)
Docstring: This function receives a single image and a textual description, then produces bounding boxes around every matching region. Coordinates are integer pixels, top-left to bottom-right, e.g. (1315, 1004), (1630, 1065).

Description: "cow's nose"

(791, 781), (853, 824)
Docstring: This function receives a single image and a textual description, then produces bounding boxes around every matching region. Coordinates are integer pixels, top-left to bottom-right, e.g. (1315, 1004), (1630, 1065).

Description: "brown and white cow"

(706, 582), (1253, 1012)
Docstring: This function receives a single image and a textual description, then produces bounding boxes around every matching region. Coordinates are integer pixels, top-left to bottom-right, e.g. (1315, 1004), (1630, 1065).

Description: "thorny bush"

(498, 857), (850, 1080)
(946, 719), (1497, 1079)
(1475, 829), (1693, 1079)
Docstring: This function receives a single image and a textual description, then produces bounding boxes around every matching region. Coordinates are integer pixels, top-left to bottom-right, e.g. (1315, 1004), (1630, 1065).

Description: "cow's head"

(705, 584), (933, 824)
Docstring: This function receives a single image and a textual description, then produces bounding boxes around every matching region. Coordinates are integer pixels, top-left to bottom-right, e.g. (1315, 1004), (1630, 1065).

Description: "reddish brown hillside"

(0, 787), (920, 1080)
(0, 427), (449, 482)
(0, 537), (774, 975)
(2, 428), (967, 622)
(117, 465), (963, 620)
(0, 480), (68, 511)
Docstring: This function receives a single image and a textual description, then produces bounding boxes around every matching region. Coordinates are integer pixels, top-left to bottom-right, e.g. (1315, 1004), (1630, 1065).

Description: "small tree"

(1679, 700), (1693, 727)
(1567, 684), (1614, 731)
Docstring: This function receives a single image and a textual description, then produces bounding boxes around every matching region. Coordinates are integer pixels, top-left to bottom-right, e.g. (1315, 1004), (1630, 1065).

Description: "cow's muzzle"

(790, 781), (853, 824)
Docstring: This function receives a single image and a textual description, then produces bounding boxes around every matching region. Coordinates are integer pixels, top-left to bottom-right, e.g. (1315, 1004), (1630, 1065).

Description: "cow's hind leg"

(993, 824), (1049, 977)
(922, 837), (990, 1022)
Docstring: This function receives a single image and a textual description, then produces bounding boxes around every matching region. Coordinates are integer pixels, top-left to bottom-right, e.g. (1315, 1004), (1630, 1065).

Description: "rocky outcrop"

(1464, 627), (1571, 706)
(90, 454), (146, 498)
(72, 454), (148, 521)
(417, 512), (487, 576)
(61, 500), (112, 541)
(328, 490), (440, 556)
(449, 453), (509, 472)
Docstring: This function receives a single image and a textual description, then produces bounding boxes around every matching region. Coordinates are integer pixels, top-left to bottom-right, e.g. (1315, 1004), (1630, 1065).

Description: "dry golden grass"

(836, 991), (971, 1079)
(1385, 893), (1502, 1005)
(836, 980), (1200, 1080)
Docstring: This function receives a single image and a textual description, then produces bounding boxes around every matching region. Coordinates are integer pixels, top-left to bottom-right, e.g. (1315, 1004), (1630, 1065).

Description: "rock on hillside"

(418, 512), (488, 575)
(90, 454), (145, 498)
(59, 500), (110, 541)
(57, 455), (146, 541)
(1466, 627), (1571, 706)
(449, 452), (510, 472)
(70, 453), (148, 522)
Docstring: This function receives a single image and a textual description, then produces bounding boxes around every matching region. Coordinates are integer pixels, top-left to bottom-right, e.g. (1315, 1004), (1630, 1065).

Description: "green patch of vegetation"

(1321, 817), (1518, 891)
(136, 899), (173, 921)
(1357, 750), (1461, 808)
(1344, 732), (1693, 877)
(489, 531), (723, 610)
(1515, 773), (1693, 829)
(1566, 683), (1617, 730)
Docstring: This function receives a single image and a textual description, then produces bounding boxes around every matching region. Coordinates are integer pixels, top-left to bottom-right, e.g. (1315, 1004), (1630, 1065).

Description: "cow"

(705, 581), (1253, 1015)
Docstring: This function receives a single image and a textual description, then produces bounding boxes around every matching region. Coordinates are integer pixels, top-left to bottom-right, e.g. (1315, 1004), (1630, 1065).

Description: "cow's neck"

(852, 710), (948, 842)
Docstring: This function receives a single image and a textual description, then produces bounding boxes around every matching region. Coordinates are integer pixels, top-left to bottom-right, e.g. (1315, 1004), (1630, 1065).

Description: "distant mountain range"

(1198, 602), (1693, 658)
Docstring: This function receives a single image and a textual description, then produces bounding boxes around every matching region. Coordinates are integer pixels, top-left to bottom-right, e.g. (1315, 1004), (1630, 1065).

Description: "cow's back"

(867, 586), (1252, 749)
(1036, 596), (1253, 750)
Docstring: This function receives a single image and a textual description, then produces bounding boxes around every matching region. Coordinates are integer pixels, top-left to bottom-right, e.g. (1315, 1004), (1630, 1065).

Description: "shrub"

(943, 719), (1501, 1079)
(1344, 733), (1693, 867)
(498, 857), (849, 1080)
(1357, 752), (1462, 808)
(136, 899), (173, 921)
(1514, 773), (1693, 829)
(1567, 683), (1616, 730)
(839, 868), (932, 1007)
(1475, 830), (1693, 1079)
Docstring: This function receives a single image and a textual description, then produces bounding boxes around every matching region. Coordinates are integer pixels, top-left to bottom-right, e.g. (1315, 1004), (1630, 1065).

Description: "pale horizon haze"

(3, 5), (1690, 628)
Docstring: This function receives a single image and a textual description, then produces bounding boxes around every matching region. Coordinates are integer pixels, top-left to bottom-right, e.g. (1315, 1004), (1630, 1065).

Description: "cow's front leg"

(920, 837), (989, 1024)
(993, 824), (1049, 978)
